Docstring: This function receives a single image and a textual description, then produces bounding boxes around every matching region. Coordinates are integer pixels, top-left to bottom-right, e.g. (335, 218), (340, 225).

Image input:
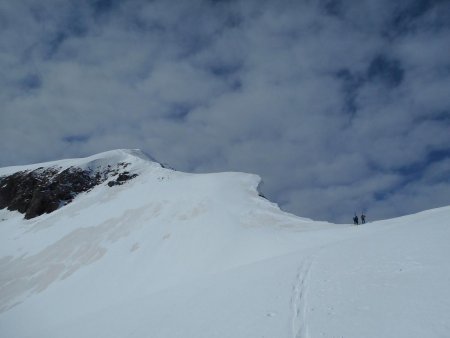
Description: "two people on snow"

(353, 213), (365, 225)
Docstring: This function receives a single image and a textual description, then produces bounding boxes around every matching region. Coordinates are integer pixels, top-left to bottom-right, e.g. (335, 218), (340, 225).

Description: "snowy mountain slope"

(0, 150), (449, 338)
(306, 207), (450, 337)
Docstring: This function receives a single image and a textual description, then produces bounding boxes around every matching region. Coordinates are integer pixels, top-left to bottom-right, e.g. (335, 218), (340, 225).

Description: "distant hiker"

(361, 213), (366, 224)
(353, 215), (359, 225)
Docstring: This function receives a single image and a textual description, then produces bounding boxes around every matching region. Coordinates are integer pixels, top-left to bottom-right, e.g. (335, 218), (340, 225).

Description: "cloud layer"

(1, 0), (449, 222)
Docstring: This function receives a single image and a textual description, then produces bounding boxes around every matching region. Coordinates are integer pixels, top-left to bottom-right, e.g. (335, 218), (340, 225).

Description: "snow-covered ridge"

(0, 149), (287, 220)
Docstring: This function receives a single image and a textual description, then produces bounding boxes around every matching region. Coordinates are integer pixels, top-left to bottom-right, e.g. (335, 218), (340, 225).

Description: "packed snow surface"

(1, 149), (449, 338)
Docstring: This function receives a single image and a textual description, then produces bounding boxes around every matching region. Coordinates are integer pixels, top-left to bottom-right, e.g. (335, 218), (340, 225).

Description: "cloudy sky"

(1, 0), (449, 223)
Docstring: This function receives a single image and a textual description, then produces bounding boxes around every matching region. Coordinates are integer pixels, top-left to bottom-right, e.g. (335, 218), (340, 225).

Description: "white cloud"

(1, 0), (449, 222)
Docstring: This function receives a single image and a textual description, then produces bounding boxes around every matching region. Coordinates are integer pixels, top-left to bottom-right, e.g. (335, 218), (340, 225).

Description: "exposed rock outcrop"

(0, 162), (138, 219)
(107, 172), (138, 187)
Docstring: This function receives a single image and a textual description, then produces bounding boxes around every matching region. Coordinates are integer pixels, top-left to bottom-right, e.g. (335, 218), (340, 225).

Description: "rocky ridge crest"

(0, 162), (137, 219)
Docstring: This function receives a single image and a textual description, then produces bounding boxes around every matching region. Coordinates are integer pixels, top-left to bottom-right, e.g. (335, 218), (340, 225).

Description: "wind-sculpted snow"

(0, 150), (449, 338)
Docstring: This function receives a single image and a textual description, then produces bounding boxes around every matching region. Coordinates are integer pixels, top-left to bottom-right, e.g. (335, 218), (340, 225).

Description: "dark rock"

(25, 189), (60, 219)
(0, 163), (138, 219)
(107, 172), (138, 187)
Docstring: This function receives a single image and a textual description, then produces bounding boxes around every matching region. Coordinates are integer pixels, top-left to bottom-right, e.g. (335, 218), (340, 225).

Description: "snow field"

(1, 150), (449, 337)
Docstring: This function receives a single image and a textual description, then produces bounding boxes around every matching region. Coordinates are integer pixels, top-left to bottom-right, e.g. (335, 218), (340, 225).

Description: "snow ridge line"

(291, 258), (313, 338)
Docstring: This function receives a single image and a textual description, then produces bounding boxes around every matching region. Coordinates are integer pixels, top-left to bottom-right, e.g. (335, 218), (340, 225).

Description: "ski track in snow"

(291, 258), (313, 338)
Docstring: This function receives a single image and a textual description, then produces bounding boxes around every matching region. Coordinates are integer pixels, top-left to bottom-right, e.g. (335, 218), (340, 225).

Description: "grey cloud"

(1, 0), (449, 223)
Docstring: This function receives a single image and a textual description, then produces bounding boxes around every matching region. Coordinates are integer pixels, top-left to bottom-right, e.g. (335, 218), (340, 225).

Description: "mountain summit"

(0, 150), (149, 219)
(1, 150), (449, 338)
